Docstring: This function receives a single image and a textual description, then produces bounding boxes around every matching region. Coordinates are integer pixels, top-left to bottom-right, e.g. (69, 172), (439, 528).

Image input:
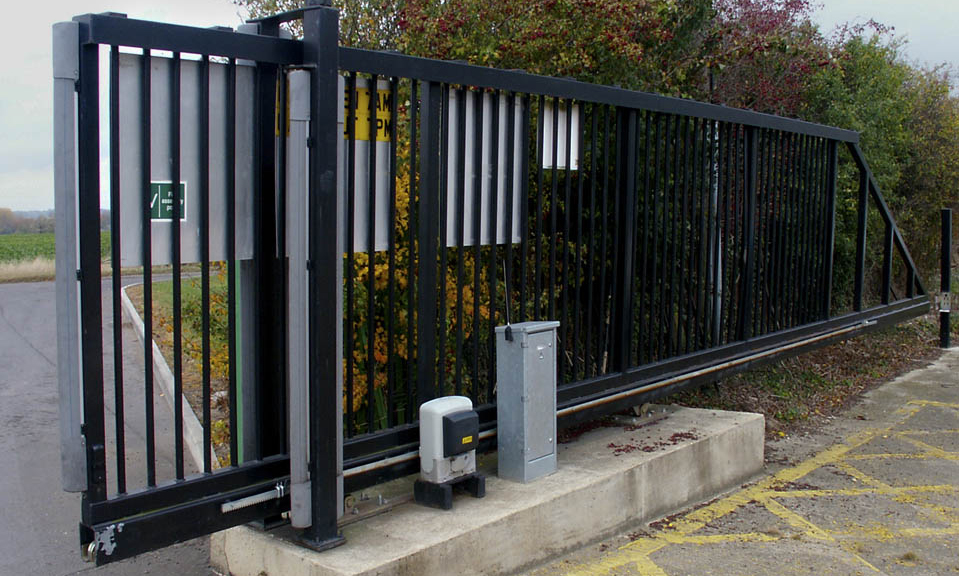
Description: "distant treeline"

(0, 208), (111, 234)
(0, 208), (55, 234)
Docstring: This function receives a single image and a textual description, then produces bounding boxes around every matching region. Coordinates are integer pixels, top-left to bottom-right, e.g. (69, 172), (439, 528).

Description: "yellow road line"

(538, 402), (954, 576)
(834, 461), (894, 490)
(907, 400), (959, 409)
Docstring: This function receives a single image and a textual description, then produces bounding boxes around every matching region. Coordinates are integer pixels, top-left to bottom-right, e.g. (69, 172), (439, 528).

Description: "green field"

(0, 232), (110, 263)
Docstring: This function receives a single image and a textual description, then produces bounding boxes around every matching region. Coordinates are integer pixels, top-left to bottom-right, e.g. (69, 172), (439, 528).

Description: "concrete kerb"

(211, 406), (765, 576)
(120, 283), (209, 471)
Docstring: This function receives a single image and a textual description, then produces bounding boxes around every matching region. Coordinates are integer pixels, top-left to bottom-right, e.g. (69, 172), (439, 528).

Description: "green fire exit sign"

(149, 182), (187, 221)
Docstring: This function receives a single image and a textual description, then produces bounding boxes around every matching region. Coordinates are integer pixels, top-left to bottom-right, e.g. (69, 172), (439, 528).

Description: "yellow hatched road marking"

(536, 401), (959, 575)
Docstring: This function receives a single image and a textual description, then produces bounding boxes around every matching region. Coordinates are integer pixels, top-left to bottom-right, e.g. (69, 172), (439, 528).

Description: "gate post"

(416, 81), (442, 406)
(302, 0), (346, 550)
(53, 20), (86, 493)
(942, 208), (952, 348)
(287, 68), (312, 529)
(76, 19), (108, 509)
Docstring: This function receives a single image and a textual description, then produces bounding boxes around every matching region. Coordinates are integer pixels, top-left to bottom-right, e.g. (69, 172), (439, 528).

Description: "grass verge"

(125, 272), (232, 466)
(674, 313), (950, 437)
(0, 257), (57, 283)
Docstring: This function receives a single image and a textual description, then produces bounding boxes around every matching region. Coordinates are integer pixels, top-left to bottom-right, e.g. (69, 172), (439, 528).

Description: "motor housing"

(415, 396), (485, 509)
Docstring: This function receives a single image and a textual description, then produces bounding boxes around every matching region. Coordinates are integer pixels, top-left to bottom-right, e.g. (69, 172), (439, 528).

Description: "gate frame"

(56, 6), (930, 565)
(52, 10), (350, 563)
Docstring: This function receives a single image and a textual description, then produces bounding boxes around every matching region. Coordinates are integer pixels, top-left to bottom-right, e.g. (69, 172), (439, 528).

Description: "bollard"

(941, 208), (952, 348)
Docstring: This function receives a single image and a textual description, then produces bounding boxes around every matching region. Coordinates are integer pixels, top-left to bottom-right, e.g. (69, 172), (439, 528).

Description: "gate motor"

(495, 320), (560, 482)
(414, 396), (486, 510)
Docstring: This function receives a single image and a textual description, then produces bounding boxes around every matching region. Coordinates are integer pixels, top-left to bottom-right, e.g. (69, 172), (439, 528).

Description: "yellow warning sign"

(344, 85), (392, 142)
(461, 435), (473, 445)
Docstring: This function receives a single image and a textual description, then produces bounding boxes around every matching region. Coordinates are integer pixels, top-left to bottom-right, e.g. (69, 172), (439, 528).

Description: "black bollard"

(941, 209), (952, 348)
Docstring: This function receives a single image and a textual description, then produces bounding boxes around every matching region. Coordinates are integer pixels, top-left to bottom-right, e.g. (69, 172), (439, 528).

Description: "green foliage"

(228, 0), (959, 423)
(0, 231), (110, 263)
(149, 269), (231, 382)
(707, 0), (833, 115)
(234, 0), (402, 48)
(804, 31), (959, 290)
(0, 233), (56, 262)
(399, 0), (714, 94)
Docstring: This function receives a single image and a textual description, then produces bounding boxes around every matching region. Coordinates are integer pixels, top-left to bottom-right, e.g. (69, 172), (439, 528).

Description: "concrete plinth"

(211, 406), (763, 576)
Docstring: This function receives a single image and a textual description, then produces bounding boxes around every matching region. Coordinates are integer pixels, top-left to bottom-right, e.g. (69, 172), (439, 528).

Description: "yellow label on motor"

(344, 85), (392, 142)
(461, 435), (474, 445)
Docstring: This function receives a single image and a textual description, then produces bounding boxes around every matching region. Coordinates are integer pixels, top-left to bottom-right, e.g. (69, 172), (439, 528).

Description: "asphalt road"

(0, 280), (214, 576)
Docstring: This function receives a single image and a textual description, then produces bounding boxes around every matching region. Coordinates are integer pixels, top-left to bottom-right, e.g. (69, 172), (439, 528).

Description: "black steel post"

(76, 31), (107, 513)
(881, 222), (893, 305)
(416, 81), (442, 407)
(303, 1), (346, 550)
(942, 208), (952, 348)
(252, 19), (286, 459)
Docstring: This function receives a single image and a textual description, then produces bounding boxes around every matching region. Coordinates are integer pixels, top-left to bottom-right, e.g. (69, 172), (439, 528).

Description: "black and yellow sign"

(344, 84), (392, 142)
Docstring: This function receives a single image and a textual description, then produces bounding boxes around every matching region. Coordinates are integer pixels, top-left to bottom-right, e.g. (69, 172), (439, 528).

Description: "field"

(0, 232), (111, 283)
(0, 231), (110, 263)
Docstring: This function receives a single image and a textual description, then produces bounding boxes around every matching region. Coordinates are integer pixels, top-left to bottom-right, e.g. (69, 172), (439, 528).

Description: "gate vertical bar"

(881, 220), (893, 305)
(171, 51), (184, 481)
(303, 2), (346, 550)
(739, 126), (757, 340)
(941, 208), (952, 348)
(611, 108), (637, 372)
(142, 49), (157, 486)
(76, 30), (107, 509)
(199, 56), (212, 474)
(853, 168), (868, 311)
(108, 45), (126, 494)
(822, 140), (838, 319)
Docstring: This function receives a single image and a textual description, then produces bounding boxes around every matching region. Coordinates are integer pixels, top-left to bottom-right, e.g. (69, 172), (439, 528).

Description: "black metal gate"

(55, 4), (929, 566)
(54, 12), (305, 563)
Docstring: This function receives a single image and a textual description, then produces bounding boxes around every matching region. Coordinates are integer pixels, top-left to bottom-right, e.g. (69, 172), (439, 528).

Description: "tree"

(399, 0), (714, 95)
(705, 0), (834, 115)
(234, 0), (402, 48)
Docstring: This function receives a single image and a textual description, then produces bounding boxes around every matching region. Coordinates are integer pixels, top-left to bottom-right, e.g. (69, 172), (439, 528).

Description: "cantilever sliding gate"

(55, 5), (929, 565)
(54, 12), (308, 563)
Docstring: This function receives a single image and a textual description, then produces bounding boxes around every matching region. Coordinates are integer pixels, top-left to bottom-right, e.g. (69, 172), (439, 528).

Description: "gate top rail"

(74, 12), (304, 64)
(338, 47), (860, 143)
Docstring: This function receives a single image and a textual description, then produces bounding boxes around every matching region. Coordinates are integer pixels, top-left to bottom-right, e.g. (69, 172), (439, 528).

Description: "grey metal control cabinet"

(495, 320), (560, 482)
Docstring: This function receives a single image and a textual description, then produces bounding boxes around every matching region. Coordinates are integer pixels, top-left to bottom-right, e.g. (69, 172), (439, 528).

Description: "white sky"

(1, 1), (957, 211)
(812, 0), (959, 71)
(0, 1), (247, 211)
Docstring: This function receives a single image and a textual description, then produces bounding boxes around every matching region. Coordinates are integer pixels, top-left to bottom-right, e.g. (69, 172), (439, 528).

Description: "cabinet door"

(525, 330), (556, 461)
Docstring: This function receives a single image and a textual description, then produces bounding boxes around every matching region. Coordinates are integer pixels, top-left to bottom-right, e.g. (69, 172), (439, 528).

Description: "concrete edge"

(212, 408), (764, 576)
(120, 282), (209, 470)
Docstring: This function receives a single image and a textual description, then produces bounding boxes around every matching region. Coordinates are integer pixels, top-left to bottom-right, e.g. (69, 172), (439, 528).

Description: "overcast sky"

(1, 0), (957, 211)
